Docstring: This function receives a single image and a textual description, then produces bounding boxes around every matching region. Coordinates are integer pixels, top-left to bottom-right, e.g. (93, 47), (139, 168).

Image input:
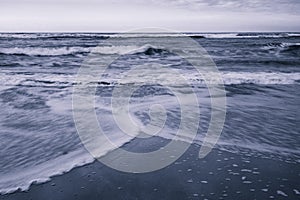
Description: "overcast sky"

(0, 0), (299, 32)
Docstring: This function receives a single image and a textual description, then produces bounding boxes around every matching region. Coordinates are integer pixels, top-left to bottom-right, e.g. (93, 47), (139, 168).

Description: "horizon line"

(1, 31), (300, 33)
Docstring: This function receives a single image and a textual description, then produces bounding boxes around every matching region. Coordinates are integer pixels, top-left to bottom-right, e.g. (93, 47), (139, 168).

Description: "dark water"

(0, 32), (299, 193)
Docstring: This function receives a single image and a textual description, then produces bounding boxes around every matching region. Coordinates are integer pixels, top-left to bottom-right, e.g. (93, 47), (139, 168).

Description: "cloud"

(153, 0), (300, 14)
(0, 0), (299, 31)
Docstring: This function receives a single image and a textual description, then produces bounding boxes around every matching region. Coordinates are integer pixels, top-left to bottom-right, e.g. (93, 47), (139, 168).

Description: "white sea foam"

(294, 189), (300, 195)
(218, 71), (300, 85)
(0, 44), (162, 56)
(194, 33), (297, 39)
(0, 47), (90, 56)
(108, 71), (300, 85)
(262, 42), (300, 50)
(277, 190), (288, 197)
(0, 149), (94, 194)
(0, 33), (108, 39)
(0, 33), (39, 39)
(0, 71), (299, 92)
(0, 121), (134, 194)
(0, 73), (75, 90)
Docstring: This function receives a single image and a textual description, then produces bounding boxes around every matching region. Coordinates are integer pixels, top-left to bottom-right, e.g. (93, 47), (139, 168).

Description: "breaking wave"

(0, 47), (90, 56)
(262, 42), (300, 51)
(0, 45), (166, 56)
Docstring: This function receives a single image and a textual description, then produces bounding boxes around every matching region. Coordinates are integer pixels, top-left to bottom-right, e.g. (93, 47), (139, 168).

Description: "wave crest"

(0, 45), (166, 56)
(0, 47), (90, 56)
(92, 44), (166, 55)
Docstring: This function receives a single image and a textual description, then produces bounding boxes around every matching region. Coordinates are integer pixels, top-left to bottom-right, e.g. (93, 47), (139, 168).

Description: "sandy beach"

(1, 137), (299, 200)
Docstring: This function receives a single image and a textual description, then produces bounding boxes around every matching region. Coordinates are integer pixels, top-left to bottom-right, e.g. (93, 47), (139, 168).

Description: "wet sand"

(1, 137), (300, 200)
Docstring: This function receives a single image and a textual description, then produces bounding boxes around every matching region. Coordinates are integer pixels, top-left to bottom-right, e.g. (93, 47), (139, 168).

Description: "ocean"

(0, 32), (299, 194)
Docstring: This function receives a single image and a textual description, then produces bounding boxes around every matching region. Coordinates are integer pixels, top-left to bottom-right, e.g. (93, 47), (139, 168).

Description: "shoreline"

(1, 137), (300, 200)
